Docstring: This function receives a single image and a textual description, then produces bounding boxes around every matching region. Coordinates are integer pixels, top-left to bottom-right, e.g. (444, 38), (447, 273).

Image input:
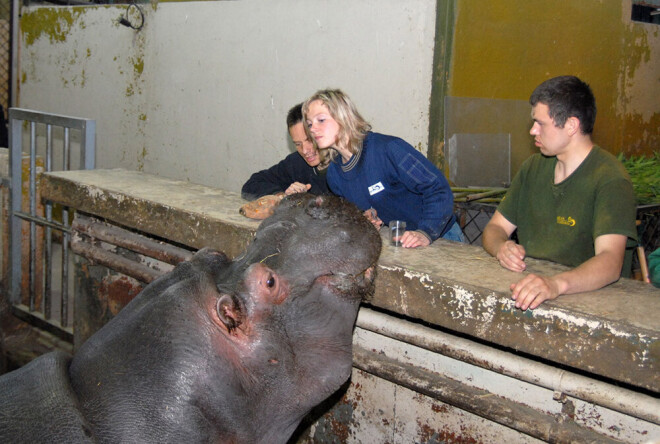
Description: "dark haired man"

(483, 75), (637, 310)
(241, 103), (330, 200)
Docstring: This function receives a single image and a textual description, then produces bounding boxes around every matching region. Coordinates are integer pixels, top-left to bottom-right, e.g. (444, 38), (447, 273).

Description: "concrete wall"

(17, 1), (437, 192)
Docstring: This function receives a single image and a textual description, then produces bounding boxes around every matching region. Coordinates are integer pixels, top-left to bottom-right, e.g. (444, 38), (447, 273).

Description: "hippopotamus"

(0, 194), (382, 443)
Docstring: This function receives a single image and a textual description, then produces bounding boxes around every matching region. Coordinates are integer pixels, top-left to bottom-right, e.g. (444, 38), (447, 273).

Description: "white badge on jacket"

(368, 182), (385, 196)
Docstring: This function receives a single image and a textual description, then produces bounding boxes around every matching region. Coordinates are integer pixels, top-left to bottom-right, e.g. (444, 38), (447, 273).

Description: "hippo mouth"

(314, 265), (377, 302)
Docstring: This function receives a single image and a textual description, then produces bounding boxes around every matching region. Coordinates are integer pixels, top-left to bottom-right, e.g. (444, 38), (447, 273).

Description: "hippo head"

(69, 194), (381, 444)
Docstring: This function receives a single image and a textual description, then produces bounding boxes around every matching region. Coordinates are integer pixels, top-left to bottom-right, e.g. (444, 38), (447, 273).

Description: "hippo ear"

(217, 294), (243, 332)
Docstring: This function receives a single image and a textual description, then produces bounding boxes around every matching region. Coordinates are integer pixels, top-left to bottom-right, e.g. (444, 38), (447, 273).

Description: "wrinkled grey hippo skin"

(0, 194), (382, 443)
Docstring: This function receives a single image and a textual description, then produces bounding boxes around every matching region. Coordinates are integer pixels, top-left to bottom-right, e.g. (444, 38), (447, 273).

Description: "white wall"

(18, 1), (437, 193)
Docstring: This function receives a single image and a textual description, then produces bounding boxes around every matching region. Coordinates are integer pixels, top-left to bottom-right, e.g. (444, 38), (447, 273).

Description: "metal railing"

(8, 108), (95, 340)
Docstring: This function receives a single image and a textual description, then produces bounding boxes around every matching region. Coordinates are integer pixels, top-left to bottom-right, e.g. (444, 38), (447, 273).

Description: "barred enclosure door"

(8, 108), (95, 341)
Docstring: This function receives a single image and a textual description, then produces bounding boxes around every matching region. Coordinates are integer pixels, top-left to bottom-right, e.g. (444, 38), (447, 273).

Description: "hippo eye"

(266, 274), (276, 288)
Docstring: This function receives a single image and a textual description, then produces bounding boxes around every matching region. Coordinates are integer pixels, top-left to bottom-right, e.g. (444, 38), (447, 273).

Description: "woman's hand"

(401, 231), (430, 248)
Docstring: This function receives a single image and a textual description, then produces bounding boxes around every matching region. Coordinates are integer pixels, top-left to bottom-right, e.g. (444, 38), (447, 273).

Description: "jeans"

(441, 221), (466, 243)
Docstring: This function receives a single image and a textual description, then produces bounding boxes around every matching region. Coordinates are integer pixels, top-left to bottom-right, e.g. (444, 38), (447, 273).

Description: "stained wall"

(442, 0), (659, 175)
(17, 1), (437, 192)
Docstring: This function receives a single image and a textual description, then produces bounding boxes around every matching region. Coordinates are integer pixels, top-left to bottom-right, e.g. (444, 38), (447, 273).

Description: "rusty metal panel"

(351, 327), (658, 442)
(70, 214), (192, 348)
(73, 254), (145, 348)
(296, 327), (659, 443)
(299, 370), (544, 444)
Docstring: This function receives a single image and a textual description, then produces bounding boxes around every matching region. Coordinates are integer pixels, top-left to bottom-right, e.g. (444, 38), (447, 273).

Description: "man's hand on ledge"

(506, 234), (626, 310)
(285, 182), (312, 195)
(496, 240), (527, 273)
(510, 273), (560, 310)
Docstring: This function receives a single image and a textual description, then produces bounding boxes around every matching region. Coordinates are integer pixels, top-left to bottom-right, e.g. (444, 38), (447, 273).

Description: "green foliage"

(618, 152), (660, 205)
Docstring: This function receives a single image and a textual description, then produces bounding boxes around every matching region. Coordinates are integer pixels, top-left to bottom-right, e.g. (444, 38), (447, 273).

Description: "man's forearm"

(482, 223), (508, 257)
(550, 250), (623, 296)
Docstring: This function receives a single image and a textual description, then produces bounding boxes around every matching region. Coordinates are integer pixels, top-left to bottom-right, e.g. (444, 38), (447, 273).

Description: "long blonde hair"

(303, 89), (372, 162)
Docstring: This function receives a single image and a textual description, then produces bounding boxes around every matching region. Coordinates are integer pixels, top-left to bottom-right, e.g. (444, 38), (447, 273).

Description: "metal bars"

(71, 214), (192, 285)
(8, 108), (95, 333)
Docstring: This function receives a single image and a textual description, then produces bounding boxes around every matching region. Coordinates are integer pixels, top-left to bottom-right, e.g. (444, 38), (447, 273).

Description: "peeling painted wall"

(618, 3), (660, 155)
(18, 1), (437, 192)
(449, 0), (659, 165)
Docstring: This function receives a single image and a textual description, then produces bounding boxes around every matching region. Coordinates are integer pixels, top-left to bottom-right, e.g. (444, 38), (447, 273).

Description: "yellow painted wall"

(449, 0), (659, 158)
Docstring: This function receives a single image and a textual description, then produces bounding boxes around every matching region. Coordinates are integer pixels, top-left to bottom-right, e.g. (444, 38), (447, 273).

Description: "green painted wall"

(447, 0), (659, 165)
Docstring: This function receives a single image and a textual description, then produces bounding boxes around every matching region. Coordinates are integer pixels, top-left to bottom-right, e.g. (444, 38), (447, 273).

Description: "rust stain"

(328, 415), (350, 442)
(560, 398), (576, 422)
(576, 403), (605, 430)
(418, 421), (437, 443)
(98, 275), (143, 316)
(418, 419), (481, 444)
(311, 388), (357, 443)
(431, 402), (449, 414)
(19, 159), (45, 307)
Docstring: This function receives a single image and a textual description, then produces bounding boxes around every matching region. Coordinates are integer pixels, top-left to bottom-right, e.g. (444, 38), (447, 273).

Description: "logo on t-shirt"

(556, 216), (576, 227)
(368, 182), (385, 195)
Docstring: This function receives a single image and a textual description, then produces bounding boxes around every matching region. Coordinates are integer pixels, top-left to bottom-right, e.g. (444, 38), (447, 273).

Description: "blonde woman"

(303, 89), (463, 248)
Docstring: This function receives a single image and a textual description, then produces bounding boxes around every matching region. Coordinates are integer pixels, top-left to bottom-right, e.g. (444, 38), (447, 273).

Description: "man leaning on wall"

(241, 103), (330, 200)
(482, 75), (637, 310)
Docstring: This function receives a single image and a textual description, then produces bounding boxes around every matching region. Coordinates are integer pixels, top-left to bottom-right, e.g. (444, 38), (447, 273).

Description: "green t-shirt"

(497, 146), (637, 270)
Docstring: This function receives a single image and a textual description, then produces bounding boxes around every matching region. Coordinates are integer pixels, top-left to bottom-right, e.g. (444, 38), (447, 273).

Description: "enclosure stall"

(2, 166), (648, 443)
(1, 109), (658, 441)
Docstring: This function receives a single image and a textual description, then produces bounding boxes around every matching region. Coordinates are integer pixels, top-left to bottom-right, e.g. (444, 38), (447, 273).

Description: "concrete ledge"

(40, 169), (659, 393)
(39, 168), (259, 259)
(373, 244), (659, 392)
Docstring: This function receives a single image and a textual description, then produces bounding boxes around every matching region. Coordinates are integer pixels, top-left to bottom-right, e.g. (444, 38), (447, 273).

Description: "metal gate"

(8, 108), (94, 341)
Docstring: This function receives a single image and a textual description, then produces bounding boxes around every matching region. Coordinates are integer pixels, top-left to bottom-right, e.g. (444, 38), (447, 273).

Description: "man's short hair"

(286, 103), (303, 128)
(530, 75), (596, 135)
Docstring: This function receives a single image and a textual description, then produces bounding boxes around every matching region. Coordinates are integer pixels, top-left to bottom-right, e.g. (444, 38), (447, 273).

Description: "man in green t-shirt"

(482, 76), (637, 310)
